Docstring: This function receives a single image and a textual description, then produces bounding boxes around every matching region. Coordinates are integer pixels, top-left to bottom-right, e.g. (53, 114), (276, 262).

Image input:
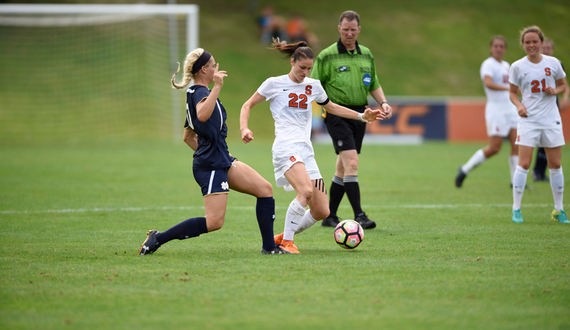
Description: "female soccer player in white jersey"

(455, 36), (519, 188)
(509, 26), (569, 224)
(240, 39), (385, 253)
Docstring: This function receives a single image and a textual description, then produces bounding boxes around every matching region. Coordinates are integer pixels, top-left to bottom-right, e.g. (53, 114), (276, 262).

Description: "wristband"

(357, 112), (369, 123)
(380, 101), (389, 107)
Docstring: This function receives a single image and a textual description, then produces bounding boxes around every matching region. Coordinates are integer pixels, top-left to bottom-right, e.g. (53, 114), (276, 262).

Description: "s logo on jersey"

(363, 73), (371, 86)
(545, 68), (551, 76)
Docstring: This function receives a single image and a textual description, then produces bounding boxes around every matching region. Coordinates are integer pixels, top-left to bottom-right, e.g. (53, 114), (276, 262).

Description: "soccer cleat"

(355, 212), (376, 229)
(512, 209), (523, 223)
(261, 246), (292, 254)
(279, 240), (300, 254)
(138, 229), (161, 255)
(551, 210), (570, 224)
(321, 214), (340, 227)
(274, 232), (283, 246)
(455, 166), (467, 188)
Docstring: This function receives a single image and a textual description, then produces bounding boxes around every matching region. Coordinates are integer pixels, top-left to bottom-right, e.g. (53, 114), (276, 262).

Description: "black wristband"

(380, 101), (388, 106)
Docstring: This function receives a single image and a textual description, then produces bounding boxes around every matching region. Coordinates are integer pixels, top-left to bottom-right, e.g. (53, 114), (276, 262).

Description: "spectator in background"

(532, 37), (569, 182)
(286, 15), (320, 50)
(258, 6), (286, 45)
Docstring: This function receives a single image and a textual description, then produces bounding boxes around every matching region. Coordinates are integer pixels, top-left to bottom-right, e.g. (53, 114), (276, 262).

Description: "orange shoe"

(274, 233), (284, 245)
(280, 240), (300, 254)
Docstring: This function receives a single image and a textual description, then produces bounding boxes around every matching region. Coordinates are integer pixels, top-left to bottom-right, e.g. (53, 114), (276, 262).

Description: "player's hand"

(241, 128), (254, 144)
(213, 63), (227, 88)
(362, 108), (387, 122)
(517, 105), (528, 118)
(381, 103), (393, 119)
(544, 86), (556, 95)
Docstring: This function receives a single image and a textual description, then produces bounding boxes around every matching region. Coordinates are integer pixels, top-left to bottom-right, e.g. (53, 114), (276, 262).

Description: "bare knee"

(256, 179), (273, 198)
(311, 207), (330, 221)
(296, 186), (313, 206)
(206, 216), (225, 232)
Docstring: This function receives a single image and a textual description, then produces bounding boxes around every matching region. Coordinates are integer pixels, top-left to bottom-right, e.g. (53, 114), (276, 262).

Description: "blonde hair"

(519, 25), (544, 45)
(171, 48), (206, 90)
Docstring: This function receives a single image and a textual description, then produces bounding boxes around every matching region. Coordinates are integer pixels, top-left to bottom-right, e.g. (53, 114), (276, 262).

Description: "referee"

(311, 10), (392, 229)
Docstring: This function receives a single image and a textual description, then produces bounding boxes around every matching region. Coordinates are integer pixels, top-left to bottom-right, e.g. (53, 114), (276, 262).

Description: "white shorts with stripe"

(272, 142), (322, 192)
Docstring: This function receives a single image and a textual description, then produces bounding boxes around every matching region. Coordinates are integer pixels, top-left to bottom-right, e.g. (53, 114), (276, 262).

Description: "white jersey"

(257, 74), (329, 149)
(480, 57), (511, 103)
(509, 55), (566, 128)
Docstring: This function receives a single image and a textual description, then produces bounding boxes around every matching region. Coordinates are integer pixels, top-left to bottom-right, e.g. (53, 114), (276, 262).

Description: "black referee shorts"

(324, 105), (367, 155)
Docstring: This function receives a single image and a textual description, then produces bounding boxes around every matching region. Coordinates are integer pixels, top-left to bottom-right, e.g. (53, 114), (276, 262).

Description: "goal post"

(0, 4), (199, 144)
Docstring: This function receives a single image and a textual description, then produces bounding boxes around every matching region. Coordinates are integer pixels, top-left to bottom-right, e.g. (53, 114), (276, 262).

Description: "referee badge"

(363, 73), (371, 86)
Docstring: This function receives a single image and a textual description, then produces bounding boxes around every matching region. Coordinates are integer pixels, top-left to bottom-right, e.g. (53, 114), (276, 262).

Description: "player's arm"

(196, 63), (227, 122)
(370, 86), (393, 119)
(483, 76), (509, 91)
(561, 78), (569, 110)
(240, 92), (266, 144)
(509, 83), (527, 118)
(183, 127), (198, 151)
(322, 100), (386, 122)
(545, 78), (567, 96)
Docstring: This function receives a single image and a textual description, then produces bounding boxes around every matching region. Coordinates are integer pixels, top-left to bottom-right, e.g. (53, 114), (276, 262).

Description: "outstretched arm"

(322, 100), (386, 123)
(240, 92), (266, 144)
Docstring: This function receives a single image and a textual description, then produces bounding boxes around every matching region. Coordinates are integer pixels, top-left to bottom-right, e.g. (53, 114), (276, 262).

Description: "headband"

(191, 51), (212, 74)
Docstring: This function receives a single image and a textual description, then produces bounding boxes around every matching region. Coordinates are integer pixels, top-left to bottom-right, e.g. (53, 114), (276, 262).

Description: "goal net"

(0, 4), (199, 144)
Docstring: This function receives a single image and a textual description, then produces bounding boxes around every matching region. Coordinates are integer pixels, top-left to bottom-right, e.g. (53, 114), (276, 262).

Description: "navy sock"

(329, 176), (345, 217)
(156, 217), (208, 245)
(256, 197), (277, 251)
(344, 176), (363, 217)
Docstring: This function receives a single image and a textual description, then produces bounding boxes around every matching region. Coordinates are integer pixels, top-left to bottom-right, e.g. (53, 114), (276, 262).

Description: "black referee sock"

(256, 197), (277, 251)
(344, 176), (363, 218)
(156, 217), (208, 245)
(328, 176), (345, 217)
(534, 147), (548, 176)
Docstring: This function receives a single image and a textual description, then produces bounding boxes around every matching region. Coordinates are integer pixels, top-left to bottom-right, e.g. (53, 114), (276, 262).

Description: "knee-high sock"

(549, 167), (564, 211)
(283, 198), (305, 241)
(512, 166), (529, 210)
(509, 155), (519, 184)
(296, 210), (317, 235)
(328, 176), (344, 217)
(156, 217), (208, 245)
(256, 197), (277, 251)
(344, 176), (363, 217)
(462, 149), (486, 174)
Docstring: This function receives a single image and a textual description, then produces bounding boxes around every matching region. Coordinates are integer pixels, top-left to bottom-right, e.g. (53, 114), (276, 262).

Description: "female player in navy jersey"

(139, 48), (288, 255)
(240, 39), (385, 253)
(509, 26), (568, 224)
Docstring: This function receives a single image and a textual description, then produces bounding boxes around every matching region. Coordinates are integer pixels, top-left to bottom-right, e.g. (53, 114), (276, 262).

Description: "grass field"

(1, 141), (569, 329)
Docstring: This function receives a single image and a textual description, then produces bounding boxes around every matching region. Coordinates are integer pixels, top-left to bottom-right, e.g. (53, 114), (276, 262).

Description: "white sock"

(295, 210), (317, 235)
(509, 155), (519, 184)
(462, 149), (486, 174)
(283, 198), (306, 241)
(549, 167), (564, 211)
(512, 166), (528, 210)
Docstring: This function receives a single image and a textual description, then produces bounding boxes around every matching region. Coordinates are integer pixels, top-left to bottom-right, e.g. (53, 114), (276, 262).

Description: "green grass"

(1, 141), (569, 329)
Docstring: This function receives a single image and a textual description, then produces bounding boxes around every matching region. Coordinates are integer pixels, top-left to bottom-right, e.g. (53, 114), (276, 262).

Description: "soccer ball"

(334, 220), (364, 249)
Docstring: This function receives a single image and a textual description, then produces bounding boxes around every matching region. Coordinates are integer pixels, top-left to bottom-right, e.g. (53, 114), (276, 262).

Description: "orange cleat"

(280, 239), (300, 254)
(274, 233), (284, 245)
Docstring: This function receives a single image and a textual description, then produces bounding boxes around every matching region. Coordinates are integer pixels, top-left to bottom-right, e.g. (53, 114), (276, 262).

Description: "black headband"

(191, 51), (212, 74)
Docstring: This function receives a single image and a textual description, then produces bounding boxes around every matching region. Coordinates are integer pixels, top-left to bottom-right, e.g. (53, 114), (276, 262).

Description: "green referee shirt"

(311, 39), (380, 107)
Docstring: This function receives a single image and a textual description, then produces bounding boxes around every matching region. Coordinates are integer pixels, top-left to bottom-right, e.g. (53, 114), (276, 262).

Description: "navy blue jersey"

(184, 85), (232, 171)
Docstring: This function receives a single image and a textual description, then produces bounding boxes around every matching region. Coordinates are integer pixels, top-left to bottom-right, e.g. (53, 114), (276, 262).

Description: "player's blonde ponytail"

(171, 48), (206, 89)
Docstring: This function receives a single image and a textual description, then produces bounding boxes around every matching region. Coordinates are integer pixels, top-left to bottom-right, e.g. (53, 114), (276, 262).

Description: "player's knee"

(257, 179), (273, 198)
(312, 207), (329, 221)
(206, 216), (225, 232)
(296, 187), (313, 205)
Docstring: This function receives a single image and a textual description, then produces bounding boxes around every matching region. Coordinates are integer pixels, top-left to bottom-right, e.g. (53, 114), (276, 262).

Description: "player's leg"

(512, 145), (533, 223)
(456, 135), (503, 188)
(507, 128), (519, 185)
(227, 160), (287, 253)
(545, 146), (568, 223)
(296, 178), (329, 234)
(322, 155), (344, 227)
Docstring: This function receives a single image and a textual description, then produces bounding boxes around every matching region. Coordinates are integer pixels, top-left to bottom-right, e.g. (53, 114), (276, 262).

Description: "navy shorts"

(193, 158), (237, 196)
(324, 107), (367, 154)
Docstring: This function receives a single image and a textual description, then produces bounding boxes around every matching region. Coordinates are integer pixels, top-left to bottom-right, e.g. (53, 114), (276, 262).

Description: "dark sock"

(256, 197), (277, 251)
(344, 176), (363, 217)
(534, 147), (548, 175)
(156, 217), (208, 245)
(329, 176), (345, 217)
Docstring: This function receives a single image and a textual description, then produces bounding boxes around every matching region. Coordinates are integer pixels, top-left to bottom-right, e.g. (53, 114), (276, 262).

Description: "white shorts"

(516, 124), (565, 148)
(485, 101), (519, 137)
(272, 142), (322, 191)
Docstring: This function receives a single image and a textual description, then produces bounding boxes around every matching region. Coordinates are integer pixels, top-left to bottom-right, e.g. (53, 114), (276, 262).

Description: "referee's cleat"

(261, 246), (291, 254)
(512, 209), (523, 223)
(355, 212), (376, 229)
(551, 209), (570, 224)
(321, 214), (340, 227)
(138, 229), (161, 255)
(274, 232), (283, 246)
(455, 166), (467, 188)
(280, 240), (300, 254)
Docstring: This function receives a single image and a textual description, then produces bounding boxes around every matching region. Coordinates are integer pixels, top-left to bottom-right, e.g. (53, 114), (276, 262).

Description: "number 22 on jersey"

(288, 85), (313, 109)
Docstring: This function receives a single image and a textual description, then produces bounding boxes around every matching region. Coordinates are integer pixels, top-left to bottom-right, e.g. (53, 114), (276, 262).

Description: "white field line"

(0, 203), (554, 215)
